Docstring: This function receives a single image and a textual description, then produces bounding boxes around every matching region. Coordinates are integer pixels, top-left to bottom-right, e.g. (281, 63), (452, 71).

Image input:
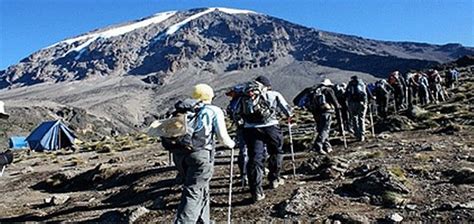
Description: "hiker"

(309, 79), (340, 154)
(418, 72), (431, 105)
(172, 84), (235, 224)
(388, 71), (407, 111)
(238, 75), (292, 202)
(406, 72), (419, 106)
(225, 85), (249, 185)
(374, 79), (394, 118)
(334, 83), (351, 134)
(346, 76), (370, 141)
(446, 68), (459, 89)
(428, 69), (445, 103)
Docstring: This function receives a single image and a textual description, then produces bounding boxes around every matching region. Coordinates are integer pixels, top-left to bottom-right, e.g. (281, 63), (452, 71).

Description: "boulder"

(352, 168), (410, 196)
(448, 167), (474, 185)
(299, 156), (349, 180)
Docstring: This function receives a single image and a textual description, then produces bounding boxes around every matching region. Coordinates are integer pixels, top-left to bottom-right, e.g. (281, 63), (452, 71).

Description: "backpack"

(375, 80), (389, 95)
(306, 86), (332, 112)
(238, 81), (274, 124)
(155, 99), (207, 152)
(347, 79), (367, 102)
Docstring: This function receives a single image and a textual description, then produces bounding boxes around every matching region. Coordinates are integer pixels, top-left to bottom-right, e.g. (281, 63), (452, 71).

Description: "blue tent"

(26, 120), (76, 151)
(9, 136), (28, 149)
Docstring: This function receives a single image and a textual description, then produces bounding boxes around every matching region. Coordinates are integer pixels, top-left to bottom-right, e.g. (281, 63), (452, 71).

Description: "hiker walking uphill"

(374, 79), (394, 118)
(308, 79), (341, 154)
(164, 84), (235, 224)
(406, 72), (419, 106)
(428, 69), (445, 103)
(334, 83), (352, 135)
(388, 71), (407, 111)
(237, 75), (293, 203)
(346, 76), (370, 142)
(225, 85), (249, 186)
(446, 68), (459, 89)
(418, 72), (431, 105)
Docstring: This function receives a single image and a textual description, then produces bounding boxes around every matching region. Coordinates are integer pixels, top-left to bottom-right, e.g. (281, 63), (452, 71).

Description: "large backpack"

(347, 79), (367, 102)
(155, 99), (207, 152)
(238, 81), (274, 124)
(307, 86), (333, 112)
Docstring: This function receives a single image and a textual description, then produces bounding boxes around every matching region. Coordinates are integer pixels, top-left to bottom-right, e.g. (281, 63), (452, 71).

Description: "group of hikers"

(158, 67), (460, 223)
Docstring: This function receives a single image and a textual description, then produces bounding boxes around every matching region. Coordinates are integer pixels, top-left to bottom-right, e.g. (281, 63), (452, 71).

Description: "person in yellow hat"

(174, 83), (235, 224)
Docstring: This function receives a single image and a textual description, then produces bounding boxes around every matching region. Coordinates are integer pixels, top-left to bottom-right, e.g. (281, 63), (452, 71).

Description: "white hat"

(321, 79), (333, 86)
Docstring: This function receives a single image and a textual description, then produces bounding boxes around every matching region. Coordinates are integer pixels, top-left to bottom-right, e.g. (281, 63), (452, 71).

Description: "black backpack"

(347, 79), (367, 102)
(158, 99), (207, 152)
(238, 81), (274, 124)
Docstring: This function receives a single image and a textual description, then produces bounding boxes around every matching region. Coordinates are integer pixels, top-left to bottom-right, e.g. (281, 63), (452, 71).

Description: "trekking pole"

(369, 103), (375, 138)
(227, 146), (235, 224)
(338, 113), (348, 149)
(287, 119), (296, 177)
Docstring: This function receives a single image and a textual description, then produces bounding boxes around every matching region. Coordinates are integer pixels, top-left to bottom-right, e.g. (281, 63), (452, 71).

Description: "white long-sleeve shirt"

(199, 104), (235, 149)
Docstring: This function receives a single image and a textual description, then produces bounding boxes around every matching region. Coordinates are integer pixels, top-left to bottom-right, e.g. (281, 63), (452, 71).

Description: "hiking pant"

(173, 150), (214, 224)
(348, 101), (367, 140)
(376, 96), (389, 118)
(243, 125), (283, 197)
(419, 86), (430, 105)
(394, 88), (405, 110)
(236, 127), (248, 177)
(313, 112), (333, 151)
(432, 83), (445, 103)
(336, 105), (351, 134)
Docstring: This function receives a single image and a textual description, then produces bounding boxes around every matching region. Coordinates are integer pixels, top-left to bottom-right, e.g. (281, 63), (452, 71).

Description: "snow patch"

(154, 7), (256, 42)
(52, 11), (177, 58)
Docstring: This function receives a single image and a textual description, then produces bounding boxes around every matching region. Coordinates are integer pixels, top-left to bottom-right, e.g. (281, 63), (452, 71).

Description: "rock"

(352, 168), (410, 196)
(53, 194), (70, 205)
(44, 194), (70, 206)
(415, 144), (434, 151)
(449, 167), (474, 185)
(375, 115), (415, 132)
(280, 187), (325, 216)
(458, 201), (474, 209)
(386, 213), (403, 222)
(150, 196), (166, 210)
(299, 156), (349, 180)
(407, 105), (428, 120)
(346, 164), (374, 178)
(329, 212), (370, 224)
(99, 210), (126, 223)
(127, 206), (150, 223)
(433, 123), (462, 135)
(405, 204), (417, 210)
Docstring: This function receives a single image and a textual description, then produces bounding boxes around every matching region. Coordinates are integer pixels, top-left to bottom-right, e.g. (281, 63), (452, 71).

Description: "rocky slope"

(0, 63), (472, 223)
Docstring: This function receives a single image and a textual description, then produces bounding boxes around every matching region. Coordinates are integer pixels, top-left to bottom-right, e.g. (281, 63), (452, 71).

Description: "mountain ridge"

(1, 7), (472, 89)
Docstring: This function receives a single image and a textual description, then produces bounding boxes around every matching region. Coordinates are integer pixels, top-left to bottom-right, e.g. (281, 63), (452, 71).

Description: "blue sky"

(0, 0), (473, 70)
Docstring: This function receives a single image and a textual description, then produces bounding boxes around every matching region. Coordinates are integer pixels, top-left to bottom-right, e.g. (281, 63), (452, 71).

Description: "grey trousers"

(348, 101), (367, 140)
(313, 112), (333, 151)
(173, 150), (214, 224)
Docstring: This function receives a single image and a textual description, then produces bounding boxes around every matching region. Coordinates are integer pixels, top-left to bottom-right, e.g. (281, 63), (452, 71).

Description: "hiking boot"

(252, 193), (265, 202)
(271, 178), (285, 189)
